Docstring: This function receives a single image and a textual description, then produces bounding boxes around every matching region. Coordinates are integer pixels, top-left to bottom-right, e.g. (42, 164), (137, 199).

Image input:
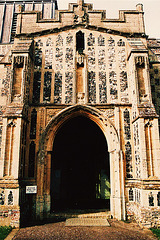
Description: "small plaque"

(26, 186), (37, 194)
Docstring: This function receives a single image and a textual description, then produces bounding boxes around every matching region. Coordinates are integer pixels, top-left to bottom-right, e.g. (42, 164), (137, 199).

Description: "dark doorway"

(51, 116), (110, 211)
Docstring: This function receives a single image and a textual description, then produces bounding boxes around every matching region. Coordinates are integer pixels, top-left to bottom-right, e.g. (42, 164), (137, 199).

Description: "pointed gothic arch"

(36, 105), (125, 221)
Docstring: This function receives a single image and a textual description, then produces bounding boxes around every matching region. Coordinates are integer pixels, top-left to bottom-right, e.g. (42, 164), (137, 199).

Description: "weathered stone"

(0, 0), (160, 229)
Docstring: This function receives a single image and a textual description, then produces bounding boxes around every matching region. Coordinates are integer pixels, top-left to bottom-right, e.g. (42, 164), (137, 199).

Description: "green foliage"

(151, 228), (160, 239)
(0, 226), (12, 240)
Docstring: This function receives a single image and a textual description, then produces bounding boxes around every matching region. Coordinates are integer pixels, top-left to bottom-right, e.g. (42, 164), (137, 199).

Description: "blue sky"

(58, 0), (160, 38)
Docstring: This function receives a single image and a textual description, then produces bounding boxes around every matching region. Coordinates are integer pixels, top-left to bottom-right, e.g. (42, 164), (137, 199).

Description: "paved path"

(13, 219), (157, 240)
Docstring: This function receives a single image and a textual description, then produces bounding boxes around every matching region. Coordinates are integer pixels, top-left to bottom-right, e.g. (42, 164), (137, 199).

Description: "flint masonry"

(0, 0), (160, 228)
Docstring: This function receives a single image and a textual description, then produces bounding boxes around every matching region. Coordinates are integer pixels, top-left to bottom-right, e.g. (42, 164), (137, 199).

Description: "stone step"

(77, 211), (111, 219)
(65, 218), (110, 227)
(49, 210), (111, 220)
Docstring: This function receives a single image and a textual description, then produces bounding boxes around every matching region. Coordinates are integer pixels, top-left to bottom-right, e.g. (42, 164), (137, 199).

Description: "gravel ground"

(13, 219), (157, 240)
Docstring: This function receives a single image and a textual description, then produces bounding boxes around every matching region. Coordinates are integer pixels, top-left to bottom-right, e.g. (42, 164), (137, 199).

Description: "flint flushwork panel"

(108, 38), (117, 101)
(134, 121), (141, 179)
(0, 190), (5, 205)
(88, 71), (96, 104)
(55, 35), (63, 71)
(118, 40), (129, 103)
(98, 34), (107, 103)
(54, 72), (62, 104)
(43, 72), (52, 102)
(45, 38), (53, 69)
(109, 71), (118, 100)
(32, 34), (128, 105)
(66, 33), (73, 46)
(99, 72), (107, 103)
(88, 47), (95, 70)
(124, 109), (133, 178)
(32, 72), (41, 104)
(34, 40), (43, 70)
(65, 48), (73, 70)
(65, 72), (73, 104)
(98, 49), (106, 71)
(1, 66), (11, 97)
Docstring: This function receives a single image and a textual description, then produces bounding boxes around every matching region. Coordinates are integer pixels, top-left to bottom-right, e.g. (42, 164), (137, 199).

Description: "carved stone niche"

(14, 56), (24, 68)
(135, 56), (148, 102)
(12, 56), (25, 102)
(135, 56), (145, 68)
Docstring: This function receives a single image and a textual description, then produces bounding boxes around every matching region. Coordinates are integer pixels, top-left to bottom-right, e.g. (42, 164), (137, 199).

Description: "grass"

(0, 226), (12, 240)
(151, 228), (160, 239)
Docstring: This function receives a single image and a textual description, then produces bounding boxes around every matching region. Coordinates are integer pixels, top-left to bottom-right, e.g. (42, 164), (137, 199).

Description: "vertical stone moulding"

(12, 56), (24, 102)
(4, 119), (16, 177)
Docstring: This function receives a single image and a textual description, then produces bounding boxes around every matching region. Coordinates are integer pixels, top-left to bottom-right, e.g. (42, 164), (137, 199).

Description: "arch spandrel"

(38, 105), (120, 158)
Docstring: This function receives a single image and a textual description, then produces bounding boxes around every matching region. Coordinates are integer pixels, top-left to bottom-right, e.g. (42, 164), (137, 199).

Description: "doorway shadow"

(51, 116), (110, 213)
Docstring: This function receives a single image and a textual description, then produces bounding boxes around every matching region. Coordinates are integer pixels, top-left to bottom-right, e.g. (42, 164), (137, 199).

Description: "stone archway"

(36, 105), (125, 221)
(50, 115), (110, 210)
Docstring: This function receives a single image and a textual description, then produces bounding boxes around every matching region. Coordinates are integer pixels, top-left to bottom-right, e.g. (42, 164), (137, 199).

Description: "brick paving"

(13, 219), (157, 240)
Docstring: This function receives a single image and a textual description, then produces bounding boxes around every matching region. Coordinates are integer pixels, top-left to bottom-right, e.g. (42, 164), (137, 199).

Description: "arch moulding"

(39, 105), (120, 156)
(36, 105), (125, 221)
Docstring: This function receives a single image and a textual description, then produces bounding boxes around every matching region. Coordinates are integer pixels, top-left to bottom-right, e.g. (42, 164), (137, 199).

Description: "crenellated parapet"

(15, 1), (145, 37)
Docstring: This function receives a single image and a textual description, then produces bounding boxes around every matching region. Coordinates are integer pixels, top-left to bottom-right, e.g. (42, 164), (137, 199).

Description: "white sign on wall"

(26, 186), (37, 194)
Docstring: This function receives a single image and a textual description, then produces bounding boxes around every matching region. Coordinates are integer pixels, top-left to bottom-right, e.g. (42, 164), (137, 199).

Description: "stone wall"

(0, 0), (160, 229)
(127, 203), (160, 228)
(0, 206), (20, 228)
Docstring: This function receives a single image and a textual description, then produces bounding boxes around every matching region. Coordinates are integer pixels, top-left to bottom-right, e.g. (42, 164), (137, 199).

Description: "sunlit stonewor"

(0, 0), (160, 229)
